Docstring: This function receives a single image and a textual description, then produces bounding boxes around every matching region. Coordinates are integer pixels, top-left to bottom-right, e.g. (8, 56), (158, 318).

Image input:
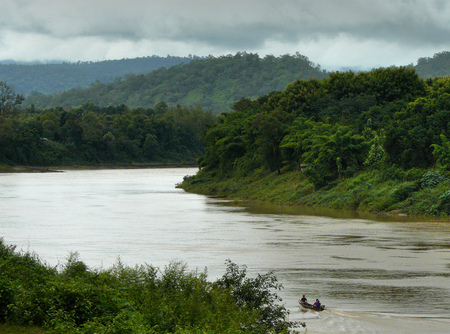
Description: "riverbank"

(0, 163), (197, 173)
(0, 324), (46, 334)
(179, 168), (450, 219)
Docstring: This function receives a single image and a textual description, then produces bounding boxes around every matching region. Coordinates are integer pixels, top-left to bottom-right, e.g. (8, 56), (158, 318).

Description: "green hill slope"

(414, 51), (450, 78)
(22, 52), (328, 113)
(0, 56), (195, 95)
(180, 67), (450, 217)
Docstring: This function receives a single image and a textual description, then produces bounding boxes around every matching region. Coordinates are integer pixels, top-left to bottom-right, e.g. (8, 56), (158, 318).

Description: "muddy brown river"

(1, 168), (449, 333)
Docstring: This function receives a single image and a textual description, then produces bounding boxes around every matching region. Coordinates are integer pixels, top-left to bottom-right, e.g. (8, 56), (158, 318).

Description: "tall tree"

(0, 81), (24, 116)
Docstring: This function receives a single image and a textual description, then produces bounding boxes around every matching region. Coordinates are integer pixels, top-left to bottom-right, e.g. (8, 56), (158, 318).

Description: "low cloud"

(1, 0), (449, 69)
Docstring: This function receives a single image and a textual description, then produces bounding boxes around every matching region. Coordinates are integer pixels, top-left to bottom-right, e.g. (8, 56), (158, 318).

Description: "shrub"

(0, 278), (14, 322)
(391, 182), (421, 201)
(432, 190), (450, 215)
(0, 239), (296, 333)
(420, 171), (446, 188)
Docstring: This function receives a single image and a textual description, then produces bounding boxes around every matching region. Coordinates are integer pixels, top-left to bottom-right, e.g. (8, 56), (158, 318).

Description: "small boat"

(299, 301), (325, 311)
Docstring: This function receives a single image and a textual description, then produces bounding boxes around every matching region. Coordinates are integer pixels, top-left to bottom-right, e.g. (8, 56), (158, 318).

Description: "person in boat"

(300, 295), (308, 303)
(313, 299), (321, 309)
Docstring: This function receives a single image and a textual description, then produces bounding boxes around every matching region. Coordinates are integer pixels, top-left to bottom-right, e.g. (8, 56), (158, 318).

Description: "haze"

(1, 0), (449, 70)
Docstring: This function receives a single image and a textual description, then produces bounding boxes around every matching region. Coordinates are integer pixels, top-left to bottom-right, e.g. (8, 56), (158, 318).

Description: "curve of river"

(0, 168), (449, 333)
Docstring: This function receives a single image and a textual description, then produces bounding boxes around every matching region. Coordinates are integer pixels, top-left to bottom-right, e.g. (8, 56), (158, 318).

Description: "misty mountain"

(0, 55), (196, 95)
(22, 52), (328, 113)
(414, 51), (450, 78)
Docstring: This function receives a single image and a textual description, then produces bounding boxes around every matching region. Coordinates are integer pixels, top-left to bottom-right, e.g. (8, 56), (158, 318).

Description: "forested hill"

(22, 52), (328, 113)
(181, 67), (450, 216)
(0, 55), (195, 95)
(414, 51), (450, 78)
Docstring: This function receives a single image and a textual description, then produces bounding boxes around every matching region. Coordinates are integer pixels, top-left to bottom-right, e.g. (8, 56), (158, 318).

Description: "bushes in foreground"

(0, 240), (300, 333)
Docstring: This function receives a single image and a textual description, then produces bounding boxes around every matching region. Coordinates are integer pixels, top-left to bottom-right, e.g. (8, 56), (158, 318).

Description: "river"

(0, 168), (449, 333)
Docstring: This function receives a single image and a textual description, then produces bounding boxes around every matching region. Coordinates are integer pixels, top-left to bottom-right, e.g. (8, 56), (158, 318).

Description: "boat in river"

(299, 301), (325, 311)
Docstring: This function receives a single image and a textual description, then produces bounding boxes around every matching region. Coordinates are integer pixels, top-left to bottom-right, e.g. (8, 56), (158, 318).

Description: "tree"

(431, 134), (450, 169)
(281, 118), (370, 188)
(247, 109), (291, 174)
(0, 81), (24, 116)
(215, 260), (291, 333)
(384, 94), (450, 169)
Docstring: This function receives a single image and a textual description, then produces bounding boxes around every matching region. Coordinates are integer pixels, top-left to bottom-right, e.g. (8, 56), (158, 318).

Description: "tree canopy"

(195, 67), (450, 188)
(0, 96), (216, 166)
(22, 52), (327, 113)
(0, 81), (24, 116)
(0, 239), (300, 333)
(415, 51), (450, 78)
(0, 56), (195, 95)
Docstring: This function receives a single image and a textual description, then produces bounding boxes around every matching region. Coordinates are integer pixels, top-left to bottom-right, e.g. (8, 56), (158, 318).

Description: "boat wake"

(290, 308), (450, 334)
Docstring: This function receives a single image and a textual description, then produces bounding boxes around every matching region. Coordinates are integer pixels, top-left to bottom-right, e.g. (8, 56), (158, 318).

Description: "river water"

(0, 168), (449, 333)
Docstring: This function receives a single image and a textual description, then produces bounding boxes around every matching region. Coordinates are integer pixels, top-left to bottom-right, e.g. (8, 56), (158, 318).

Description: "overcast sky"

(1, 0), (449, 70)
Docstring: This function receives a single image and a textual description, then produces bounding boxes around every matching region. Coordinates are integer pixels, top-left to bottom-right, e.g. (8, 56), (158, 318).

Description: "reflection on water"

(231, 199), (444, 222)
(0, 168), (449, 333)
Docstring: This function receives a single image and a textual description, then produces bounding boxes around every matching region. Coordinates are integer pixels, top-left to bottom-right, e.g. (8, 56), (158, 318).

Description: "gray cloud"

(1, 0), (449, 69)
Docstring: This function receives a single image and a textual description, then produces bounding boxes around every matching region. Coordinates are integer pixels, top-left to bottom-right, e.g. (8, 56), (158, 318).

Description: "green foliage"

(415, 51), (450, 78)
(383, 94), (450, 168)
(0, 56), (195, 95)
(428, 188), (450, 216)
(0, 324), (47, 334)
(23, 53), (328, 113)
(193, 67), (449, 193)
(216, 260), (292, 333)
(437, 190), (450, 214)
(0, 81), (24, 116)
(180, 66), (450, 216)
(325, 67), (426, 103)
(431, 134), (450, 168)
(282, 119), (370, 187)
(0, 102), (216, 166)
(420, 171), (447, 188)
(363, 134), (386, 168)
(391, 182), (421, 201)
(0, 239), (295, 334)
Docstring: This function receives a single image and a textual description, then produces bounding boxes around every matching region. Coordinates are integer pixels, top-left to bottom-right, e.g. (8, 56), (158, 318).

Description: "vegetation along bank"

(0, 239), (302, 333)
(2, 53), (450, 217)
(180, 67), (450, 218)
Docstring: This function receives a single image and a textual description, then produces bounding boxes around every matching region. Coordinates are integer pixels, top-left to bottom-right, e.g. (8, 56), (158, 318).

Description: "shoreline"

(0, 163), (198, 173)
(179, 170), (450, 222)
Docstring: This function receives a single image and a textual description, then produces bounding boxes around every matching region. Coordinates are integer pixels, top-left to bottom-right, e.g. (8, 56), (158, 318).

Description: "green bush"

(0, 239), (296, 334)
(0, 278), (14, 322)
(431, 190), (450, 215)
(391, 182), (421, 201)
(420, 171), (447, 188)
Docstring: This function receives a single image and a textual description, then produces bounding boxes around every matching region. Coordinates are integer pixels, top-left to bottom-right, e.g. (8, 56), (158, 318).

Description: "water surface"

(1, 168), (449, 333)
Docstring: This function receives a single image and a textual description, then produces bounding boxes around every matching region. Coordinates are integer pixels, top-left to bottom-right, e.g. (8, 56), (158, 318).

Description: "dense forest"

(0, 239), (301, 333)
(22, 52), (327, 113)
(0, 56), (195, 95)
(181, 67), (450, 217)
(0, 85), (216, 166)
(2, 51), (450, 216)
(1, 49), (449, 98)
(414, 51), (450, 78)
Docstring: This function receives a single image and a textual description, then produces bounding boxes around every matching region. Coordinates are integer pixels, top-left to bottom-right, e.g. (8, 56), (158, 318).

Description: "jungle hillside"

(180, 66), (450, 218)
(21, 53), (327, 113)
(2, 51), (450, 217)
(6, 50), (450, 114)
(0, 55), (196, 95)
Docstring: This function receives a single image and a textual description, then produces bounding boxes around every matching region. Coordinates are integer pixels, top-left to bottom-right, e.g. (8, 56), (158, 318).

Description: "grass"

(0, 324), (47, 334)
(180, 167), (450, 219)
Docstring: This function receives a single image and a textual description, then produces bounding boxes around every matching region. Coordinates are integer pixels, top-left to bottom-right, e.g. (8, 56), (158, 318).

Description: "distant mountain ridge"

(22, 52), (328, 113)
(414, 51), (450, 78)
(0, 55), (197, 95)
(8, 50), (450, 114)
